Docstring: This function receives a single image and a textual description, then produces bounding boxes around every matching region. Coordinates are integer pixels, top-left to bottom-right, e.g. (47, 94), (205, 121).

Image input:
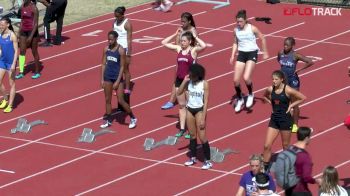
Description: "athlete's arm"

(192, 35), (206, 57)
(286, 86), (306, 113)
(101, 47), (108, 88)
(235, 186), (245, 196)
(277, 51), (282, 63)
(252, 25), (269, 59)
(162, 30), (181, 52)
(177, 75), (190, 96)
(263, 86), (272, 104)
(200, 80), (209, 130)
(37, 0), (50, 7)
(294, 53), (314, 74)
(10, 32), (19, 71)
(28, 4), (39, 42)
(125, 20), (133, 56)
(114, 47), (126, 89)
(229, 31), (238, 65)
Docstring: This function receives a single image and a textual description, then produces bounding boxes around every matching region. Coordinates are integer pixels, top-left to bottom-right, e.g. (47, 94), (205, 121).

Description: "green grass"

(63, 0), (152, 25)
(1, 0), (152, 28)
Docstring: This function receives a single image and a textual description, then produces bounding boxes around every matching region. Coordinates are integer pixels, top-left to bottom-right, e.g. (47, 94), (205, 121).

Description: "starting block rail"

(210, 147), (239, 163)
(176, 0), (230, 9)
(10, 118), (48, 134)
(78, 128), (114, 143)
(144, 136), (178, 151)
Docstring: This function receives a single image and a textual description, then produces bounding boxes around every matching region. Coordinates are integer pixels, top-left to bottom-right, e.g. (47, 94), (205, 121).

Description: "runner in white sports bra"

(113, 6), (133, 108)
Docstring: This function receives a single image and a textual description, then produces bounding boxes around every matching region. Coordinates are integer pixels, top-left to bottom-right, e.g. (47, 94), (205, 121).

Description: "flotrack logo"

(283, 7), (342, 16)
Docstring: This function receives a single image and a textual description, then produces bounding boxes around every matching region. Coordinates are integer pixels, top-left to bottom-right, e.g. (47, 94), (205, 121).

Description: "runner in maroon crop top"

(161, 30), (206, 138)
(16, 0), (41, 79)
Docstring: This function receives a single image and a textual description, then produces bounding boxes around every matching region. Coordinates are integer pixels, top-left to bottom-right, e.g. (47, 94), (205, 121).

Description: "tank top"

(271, 84), (290, 117)
(21, 3), (35, 31)
(177, 49), (194, 79)
(104, 46), (121, 80)
(234, 24), (259, 52)
(279, 51), (298, 77)
(113, 18), (128, 48)
(0, 32), (15, 65)
(187, 80), (204, 108)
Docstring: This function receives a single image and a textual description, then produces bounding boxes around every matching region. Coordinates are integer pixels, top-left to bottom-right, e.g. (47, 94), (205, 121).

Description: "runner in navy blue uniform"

(262, 70), (306, 171)
(278, 37), (314, 133)
(100, 31), (137, 129)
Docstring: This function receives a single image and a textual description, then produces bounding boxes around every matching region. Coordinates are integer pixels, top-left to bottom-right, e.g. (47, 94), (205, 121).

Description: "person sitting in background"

(152, 0), (173, 12)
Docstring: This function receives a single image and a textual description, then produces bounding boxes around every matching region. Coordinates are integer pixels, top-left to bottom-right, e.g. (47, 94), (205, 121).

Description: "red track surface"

(0, 0), (349, 195)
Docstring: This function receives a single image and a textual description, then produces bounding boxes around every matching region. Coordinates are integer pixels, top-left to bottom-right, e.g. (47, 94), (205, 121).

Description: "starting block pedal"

(78, 128), (114, 143)
(10, 118), (48, 134)
(143, 136), (178, 151)
(210, 147), (239, 163)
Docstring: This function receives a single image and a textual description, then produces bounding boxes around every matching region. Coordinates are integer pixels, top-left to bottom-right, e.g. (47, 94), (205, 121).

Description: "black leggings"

(43, 0), (67, 42)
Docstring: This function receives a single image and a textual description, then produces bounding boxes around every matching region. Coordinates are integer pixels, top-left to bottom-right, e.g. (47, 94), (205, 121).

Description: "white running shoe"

(100, 120), (112, 129)
(246, 94), (254, 108)
(184, 157), (197, 166)
(201, 161), (213, 170)
(129, 118), (137, 129)
(234, 98), (244, 112)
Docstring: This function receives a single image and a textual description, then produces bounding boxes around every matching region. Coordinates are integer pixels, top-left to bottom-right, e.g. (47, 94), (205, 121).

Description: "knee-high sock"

(202, 141), (211, 161)
(19, 55), (25, 73)
(189, 139), (197, 158)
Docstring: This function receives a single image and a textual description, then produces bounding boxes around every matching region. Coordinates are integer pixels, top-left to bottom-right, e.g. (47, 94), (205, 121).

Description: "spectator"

(285, 127), (321, 196)
(319, 165), (348, 196)
(236, 154), (276, 196)
(39, 0), (68, 46)
(254, 172), (280, 196)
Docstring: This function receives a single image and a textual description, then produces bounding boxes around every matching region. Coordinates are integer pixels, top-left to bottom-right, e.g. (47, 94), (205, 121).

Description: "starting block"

(143, 136), (178, 151)
(10, 118), (48, 134)
(78, 128), (114, 143)
(210, 147), (239, 163)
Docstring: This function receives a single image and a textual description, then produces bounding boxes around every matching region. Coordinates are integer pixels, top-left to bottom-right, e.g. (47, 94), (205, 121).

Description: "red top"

(21, 3), (35, 32)
(176, 49), (194, 79)
(292, 146), (316, 193)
